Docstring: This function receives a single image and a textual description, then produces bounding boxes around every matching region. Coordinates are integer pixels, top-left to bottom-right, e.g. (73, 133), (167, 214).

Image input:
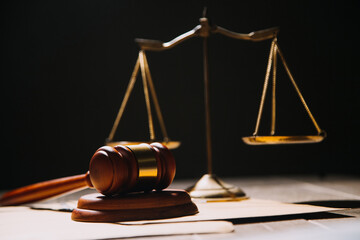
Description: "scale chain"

(275, 43), (322, 135)
(107, 50), (171, 144)
(142, 52), (170, 142)
(271, 42), (278, 135)
(253, 39), (276, 136)
(253, 38), (323, 136)
(107, 57), (140, 142)
(139, 51), (156, 141)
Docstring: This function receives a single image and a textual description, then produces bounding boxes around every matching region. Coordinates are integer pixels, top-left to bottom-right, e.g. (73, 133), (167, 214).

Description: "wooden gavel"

(0, 142), (176, 206)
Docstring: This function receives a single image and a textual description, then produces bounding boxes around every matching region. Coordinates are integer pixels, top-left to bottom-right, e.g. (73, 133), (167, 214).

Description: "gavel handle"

(0, 172), (92, 206)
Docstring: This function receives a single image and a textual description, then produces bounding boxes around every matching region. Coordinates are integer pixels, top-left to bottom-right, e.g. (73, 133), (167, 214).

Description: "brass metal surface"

(106, 51), (178, 148)
(134, 14), (325, 199)
(253, 39), (276, 136)
(107, 13), (326, 199)
(127, 144), (158, 188)
(276, 44), (323, 135)
(136, 25), (279, 51)
(107, 57), (140, 142)
(203, 34), (213, 174)
(135, 16), (279, 51)
(134, 16), (283, 199)
(142, 52), (170, 142)
(139, 51), (156, 141)
(271, 43), (278, 136)
(186, 174), (246, 199)
(242, 135), (325, 145)
(213, 26), (279, 42)
(106, 141), (181, 150)
(246, 38), (326, 145)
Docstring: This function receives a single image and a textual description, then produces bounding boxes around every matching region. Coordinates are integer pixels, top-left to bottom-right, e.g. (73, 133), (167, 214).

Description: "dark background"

(1, 0), (358, 189)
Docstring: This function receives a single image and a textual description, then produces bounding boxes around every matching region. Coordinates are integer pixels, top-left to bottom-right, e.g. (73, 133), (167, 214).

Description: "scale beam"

(213, 26), (279, 42)
(135, 17), (279, 51)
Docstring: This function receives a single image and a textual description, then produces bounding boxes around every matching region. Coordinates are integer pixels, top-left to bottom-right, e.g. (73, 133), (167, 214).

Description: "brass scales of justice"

(105, 12), (326, 199)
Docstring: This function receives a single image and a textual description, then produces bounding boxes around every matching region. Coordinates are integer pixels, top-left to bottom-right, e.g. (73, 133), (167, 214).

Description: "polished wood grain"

(0, 173), (91, 206)
(71, 190), (198, 222)
(0, 143), (176, 206)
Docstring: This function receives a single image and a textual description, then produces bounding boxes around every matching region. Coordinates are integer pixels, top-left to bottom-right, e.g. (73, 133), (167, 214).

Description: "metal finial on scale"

(202, 6), (207, 18)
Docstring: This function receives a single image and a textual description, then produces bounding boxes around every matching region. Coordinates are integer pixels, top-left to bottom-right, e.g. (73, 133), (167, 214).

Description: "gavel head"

(88, 142), (176, 196)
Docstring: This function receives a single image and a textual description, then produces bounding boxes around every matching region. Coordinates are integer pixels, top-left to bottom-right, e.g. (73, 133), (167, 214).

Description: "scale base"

(186, 174), (246, 199)
(71, 189), (198, 222)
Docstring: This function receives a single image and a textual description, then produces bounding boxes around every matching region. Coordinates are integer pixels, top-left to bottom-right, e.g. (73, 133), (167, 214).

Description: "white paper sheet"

(0, 207), (234, 240)
(120, 198), (340, 224)
(1, 191), (341, 239)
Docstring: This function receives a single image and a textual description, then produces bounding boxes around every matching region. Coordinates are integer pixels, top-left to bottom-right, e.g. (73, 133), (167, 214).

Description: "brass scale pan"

(242, 135), (324, 145)
(242, 37), (325, 145)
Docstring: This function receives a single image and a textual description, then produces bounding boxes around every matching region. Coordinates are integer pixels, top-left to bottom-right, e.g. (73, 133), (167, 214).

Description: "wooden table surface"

(157, 174), (360, 240)
(1, 174), (359, 239)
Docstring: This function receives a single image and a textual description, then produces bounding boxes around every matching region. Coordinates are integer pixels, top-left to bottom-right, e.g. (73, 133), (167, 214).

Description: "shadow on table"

(230, 211), (352, 224)
(230, 200), (360, 224)
(295, 200), (360, 208)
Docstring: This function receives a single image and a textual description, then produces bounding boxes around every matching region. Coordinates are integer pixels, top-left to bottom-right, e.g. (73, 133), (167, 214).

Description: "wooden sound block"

(71, 189), (198, 222)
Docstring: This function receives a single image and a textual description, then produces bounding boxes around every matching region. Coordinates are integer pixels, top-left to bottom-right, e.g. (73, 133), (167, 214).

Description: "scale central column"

(186, 18), (246, 199)
(203, 37), (213, 175)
